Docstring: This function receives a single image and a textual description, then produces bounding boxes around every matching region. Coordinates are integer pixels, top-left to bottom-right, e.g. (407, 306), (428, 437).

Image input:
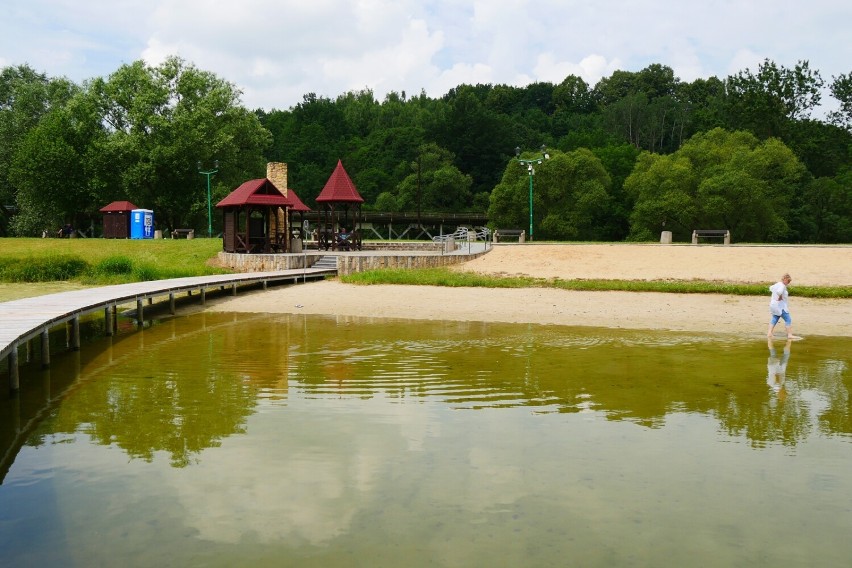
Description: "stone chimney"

(266, 162), (288, 197)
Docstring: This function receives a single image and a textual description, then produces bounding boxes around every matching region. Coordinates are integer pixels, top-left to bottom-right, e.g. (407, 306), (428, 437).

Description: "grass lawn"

(0, 237), (227, 300)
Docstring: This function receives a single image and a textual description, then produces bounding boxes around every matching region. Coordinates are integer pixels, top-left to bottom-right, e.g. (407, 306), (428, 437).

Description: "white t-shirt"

(769, 281), (788, 316)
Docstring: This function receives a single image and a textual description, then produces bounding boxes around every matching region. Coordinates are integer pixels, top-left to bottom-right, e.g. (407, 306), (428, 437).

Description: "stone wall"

(336, 251), (486, 275)
(217, 247), (489, 276)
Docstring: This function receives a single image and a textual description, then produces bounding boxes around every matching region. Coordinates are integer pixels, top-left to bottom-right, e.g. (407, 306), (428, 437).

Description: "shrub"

(93, 255), (134, 275)
(0, 255), (89, 282)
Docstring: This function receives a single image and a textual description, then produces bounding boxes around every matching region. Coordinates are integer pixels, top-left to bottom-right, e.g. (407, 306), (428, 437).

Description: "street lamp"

(515, 145), (549, 241)
(197, 160), (219, 238)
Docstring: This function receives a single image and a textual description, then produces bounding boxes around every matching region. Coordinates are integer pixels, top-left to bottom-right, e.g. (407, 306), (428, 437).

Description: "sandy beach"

(207, 243), (852, 337)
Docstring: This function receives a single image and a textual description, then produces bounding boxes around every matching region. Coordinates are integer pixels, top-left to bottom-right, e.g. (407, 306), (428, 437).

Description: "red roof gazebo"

(216, 175), (290, 253)
(284, 189), (311, 239)
(99, 200), (139, 239)
(315, 160), (364, 250)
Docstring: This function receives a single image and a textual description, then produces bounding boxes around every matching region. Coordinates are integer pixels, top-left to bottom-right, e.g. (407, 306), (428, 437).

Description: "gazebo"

(100, 200), (139, 238)
(315, 160), (364, 250)
(284, 188), (311, 239)
(216, 163), (291, 253)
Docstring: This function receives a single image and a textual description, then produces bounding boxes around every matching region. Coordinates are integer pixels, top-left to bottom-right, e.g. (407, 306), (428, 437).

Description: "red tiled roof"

(284, 189), (311, 212)
(216, 179), (289, 208)
(315, 160), (364, 203)
(99, 200), (139, 212)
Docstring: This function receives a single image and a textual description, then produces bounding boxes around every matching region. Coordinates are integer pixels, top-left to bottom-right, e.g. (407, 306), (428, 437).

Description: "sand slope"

(207, 244), (852, 337)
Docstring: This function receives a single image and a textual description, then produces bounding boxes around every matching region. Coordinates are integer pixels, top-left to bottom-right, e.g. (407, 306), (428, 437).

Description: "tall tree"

(724, 59), (825, 138)
(489, 149), (612, 240)
(88, 57), (271, 231)
(0, 65), (76, 233)
(394, 143), (473, 212)
(828, 72), (852, 131)
(626, 128), (807, 242)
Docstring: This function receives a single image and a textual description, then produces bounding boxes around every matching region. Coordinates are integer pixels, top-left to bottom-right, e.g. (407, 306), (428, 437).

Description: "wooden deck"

(1, 267), (336, 389)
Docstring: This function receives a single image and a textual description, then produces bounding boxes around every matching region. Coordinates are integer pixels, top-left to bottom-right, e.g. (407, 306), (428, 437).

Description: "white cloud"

(1, 0), (849, 111)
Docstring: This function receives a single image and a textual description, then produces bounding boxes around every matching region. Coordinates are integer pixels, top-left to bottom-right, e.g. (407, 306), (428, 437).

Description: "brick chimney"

(266, 162), (288, 197)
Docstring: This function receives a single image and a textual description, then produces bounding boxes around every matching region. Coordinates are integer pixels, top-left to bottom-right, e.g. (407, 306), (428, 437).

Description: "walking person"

(767, 273), (794, 339)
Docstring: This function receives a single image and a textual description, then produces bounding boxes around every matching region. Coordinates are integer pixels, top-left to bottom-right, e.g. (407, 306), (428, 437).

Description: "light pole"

(197, 160), (218, 237)
(515, 145), (549, 241)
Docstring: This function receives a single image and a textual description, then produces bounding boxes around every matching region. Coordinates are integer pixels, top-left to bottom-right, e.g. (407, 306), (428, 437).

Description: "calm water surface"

(1, 312), (851, 567)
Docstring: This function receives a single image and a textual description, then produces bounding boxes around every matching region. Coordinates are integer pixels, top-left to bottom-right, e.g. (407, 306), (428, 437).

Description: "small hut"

(100, 201), (139, 239)
(216, 163), (291, 253)
(315, 160), (364, 250)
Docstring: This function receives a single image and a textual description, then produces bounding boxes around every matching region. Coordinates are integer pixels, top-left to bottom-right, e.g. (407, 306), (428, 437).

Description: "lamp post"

(197, 160), (219, 238)
(515, 145), (549, 241)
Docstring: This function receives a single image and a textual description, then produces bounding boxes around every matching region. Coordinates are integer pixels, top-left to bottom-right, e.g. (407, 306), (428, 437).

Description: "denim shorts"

(771, 310), (792, 326)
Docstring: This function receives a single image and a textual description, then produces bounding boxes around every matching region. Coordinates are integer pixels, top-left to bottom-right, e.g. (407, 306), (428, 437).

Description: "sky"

(2, 0), (850, 115)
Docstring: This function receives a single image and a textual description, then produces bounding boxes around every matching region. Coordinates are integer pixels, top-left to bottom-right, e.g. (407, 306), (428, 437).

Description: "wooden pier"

(1, 268), (335, 390)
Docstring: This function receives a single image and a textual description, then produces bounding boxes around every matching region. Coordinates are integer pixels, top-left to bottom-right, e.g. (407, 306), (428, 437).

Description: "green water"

(1, 312), (851, 567)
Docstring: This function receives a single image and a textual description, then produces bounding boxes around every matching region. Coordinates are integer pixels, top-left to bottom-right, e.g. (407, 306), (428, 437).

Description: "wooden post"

(137, 299), (144, 326)
(232, 283), (238, 296)
(200, 288), (206, 305)
(9, 345), (20, 391)
(71, 316), (80, 351)
(105, 306), (113, 336)
(41, 329), (50, 368)
(169, 293), (176, 315)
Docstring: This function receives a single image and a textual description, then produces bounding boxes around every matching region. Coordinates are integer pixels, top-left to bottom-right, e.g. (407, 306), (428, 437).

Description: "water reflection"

(767, 337), (791, 397)
(2, 314), (852, 473)
(1, 314), (852, 566)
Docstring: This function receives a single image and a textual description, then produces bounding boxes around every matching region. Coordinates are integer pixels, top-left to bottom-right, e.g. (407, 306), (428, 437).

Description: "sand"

(206, 243), (852, 338)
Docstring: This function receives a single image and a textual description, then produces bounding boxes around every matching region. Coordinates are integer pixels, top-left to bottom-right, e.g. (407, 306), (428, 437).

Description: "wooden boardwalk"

(1, 268), (335, 389)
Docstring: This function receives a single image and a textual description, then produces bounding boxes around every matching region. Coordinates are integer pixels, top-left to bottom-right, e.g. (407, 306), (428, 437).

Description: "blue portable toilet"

(130, 209), (154, 239)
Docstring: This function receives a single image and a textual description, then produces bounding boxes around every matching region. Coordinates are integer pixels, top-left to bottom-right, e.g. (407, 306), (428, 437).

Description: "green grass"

(341, 267), (852, 299)
(3, 239), (851, 302)
(0, 237), (228, 287)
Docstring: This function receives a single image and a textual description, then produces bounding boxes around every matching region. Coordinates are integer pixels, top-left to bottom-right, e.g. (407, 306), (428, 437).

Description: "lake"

(1, 312), (851, 567)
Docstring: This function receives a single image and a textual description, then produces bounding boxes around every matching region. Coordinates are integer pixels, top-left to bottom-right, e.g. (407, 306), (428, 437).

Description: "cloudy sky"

(2, 0), (849, 114)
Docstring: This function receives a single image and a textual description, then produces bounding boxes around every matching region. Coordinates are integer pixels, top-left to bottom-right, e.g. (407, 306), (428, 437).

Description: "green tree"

(626, 128), (807, 242)
(346, 126), (426, 206)
(395, 143), (473, 212)
(430, 86), (517, 196)
(89, 57), (271, 232)
(828, 72), (852, 131)
(595, 65), (690, 153)
(0, 65), (77, 233)
(790, 175), (852, 243)
(489, 149), (612, 240)
(724, 59), (824, 138)
(7, 87), (107, 236)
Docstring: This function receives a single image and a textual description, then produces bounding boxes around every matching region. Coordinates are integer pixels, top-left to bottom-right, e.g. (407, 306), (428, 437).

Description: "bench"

(493, 229), (525, 243)
(171, 229), (195, 239)
(692, 229), (730, 245)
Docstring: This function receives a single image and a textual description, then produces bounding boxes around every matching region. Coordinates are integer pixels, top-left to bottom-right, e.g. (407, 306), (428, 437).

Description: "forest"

(1, 56), (850, 243)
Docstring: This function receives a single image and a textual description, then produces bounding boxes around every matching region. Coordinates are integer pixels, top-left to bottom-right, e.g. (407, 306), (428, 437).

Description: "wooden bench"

(171, 229), (195, 239)
(493, 229), (526, 243)
(692, 229), (730, 245)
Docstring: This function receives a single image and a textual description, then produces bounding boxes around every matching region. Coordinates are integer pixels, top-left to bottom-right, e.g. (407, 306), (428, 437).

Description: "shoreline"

(205, 244), (852, 337)
(204, 280), (852, 338)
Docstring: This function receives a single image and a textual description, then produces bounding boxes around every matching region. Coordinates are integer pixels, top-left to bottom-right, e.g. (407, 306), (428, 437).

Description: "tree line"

(1, 57), (850, 242)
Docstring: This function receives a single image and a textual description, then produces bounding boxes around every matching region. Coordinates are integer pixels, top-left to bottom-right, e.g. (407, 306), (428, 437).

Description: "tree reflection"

(287, 320), (852, 448)
(3, 315), (851, 474)
(19, 313), (289, 468)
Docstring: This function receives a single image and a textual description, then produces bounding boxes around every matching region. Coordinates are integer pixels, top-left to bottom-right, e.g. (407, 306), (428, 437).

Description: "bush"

(0, 255), (89, 282)
(93, 255), (134, 275)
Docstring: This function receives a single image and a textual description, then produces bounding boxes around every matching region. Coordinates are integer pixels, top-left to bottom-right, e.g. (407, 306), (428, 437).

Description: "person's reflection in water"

(766, 337), (792, 400)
